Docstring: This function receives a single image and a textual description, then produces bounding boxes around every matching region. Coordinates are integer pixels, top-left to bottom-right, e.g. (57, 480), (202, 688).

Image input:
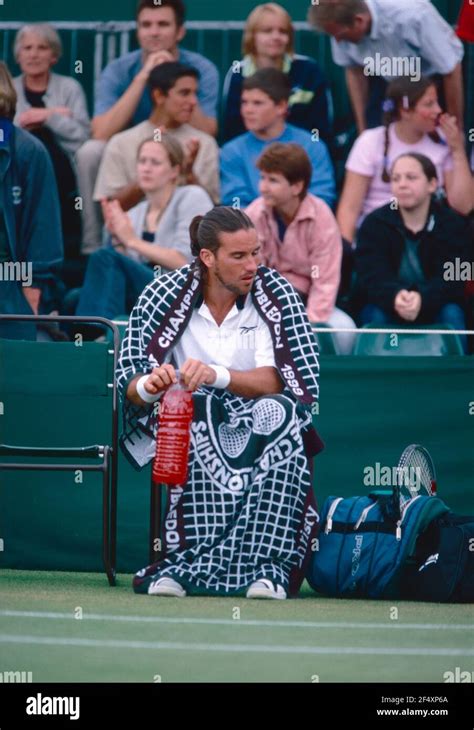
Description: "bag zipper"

(395, 495), (422, 540)
(325, 497), (343, 534)
(354, 502), (378, 530)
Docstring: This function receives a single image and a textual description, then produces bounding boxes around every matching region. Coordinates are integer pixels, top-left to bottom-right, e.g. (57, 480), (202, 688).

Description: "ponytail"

(189, 207), (254, 270)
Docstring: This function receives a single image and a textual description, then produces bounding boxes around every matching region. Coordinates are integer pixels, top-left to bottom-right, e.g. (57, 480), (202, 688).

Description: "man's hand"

(180, 358), (217, 392)
(143, 364), (179, 396)
(139, 50), (175, 80)
(23, 287), (41, 315)
(394, 290), (422, 321)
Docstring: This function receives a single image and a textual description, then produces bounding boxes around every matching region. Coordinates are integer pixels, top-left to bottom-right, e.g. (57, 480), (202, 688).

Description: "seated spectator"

(76, 0), (219, 254)
(94, 62), (219, 210)
(337, 76), (473, 245)
(13, 24), (90, 243)
(0, 62), (63, 340)
(76, 136), (213, 320)
(308, 0), (465, 132)
(246, 142), (356, 354)
(220, 68), (335, 208)
(223, 2), (332, 144)
(355, 153), (470, 352)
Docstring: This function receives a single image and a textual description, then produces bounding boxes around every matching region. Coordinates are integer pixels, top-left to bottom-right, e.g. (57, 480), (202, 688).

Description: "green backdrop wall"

(1, 354), (473, 575)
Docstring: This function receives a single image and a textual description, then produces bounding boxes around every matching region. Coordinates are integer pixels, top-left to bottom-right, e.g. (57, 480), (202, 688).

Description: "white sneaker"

(148, 576), (186, 597)
(246, 579), (286, 600)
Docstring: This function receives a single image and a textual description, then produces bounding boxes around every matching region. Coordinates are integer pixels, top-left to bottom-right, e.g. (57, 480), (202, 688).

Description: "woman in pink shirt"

(337, 76), (472, 245)
(246, 142), (356, 354)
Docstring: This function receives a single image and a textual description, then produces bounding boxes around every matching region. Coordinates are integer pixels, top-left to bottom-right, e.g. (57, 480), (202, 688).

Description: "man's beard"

(214, 264), (249, 296)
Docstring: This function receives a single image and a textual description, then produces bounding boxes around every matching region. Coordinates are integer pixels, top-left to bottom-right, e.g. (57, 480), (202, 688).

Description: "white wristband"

(136, 374), (161, 404)
(209, 365), (231, 389)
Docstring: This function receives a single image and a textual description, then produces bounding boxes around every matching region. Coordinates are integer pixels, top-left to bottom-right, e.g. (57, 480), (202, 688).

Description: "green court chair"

(0, 315), (120, 585)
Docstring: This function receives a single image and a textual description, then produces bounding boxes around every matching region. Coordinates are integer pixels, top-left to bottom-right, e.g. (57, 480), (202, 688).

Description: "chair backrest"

(353, 325), (464, 357)
(0, 338), (117, 572)
(0, 340), (115, 446)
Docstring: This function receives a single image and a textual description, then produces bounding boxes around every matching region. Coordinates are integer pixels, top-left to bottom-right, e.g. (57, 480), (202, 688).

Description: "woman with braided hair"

(336, 76), (472, 245)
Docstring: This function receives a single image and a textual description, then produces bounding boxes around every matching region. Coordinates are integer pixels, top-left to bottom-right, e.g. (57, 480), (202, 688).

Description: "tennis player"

(116, 206), (323, 599)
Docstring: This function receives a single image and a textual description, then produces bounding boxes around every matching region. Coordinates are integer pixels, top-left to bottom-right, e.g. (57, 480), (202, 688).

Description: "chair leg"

(149, 474), (163, 565)
(109, 448), (118, 576)
(102, 448), (116, 586)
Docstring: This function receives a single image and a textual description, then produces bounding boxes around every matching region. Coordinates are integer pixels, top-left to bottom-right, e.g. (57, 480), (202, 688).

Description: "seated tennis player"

(116, 206), (323, 599)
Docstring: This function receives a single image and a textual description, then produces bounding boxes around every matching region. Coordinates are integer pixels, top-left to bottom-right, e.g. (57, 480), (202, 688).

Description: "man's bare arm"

(126, 365), (177, 407)
(227, 367), (284, 399)
(92, 50), (175, 141)
(92, 72), (149, 141)
(443, 63), (464, 131)
(345, 67), (369, 135)
(126, 363), (284, 406)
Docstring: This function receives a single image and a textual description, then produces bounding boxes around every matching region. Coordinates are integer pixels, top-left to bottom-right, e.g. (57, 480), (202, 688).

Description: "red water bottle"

(152, 379), (194, 486)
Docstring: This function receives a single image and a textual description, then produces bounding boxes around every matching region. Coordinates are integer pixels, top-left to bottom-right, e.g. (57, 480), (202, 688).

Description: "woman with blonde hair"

(76, 135), (213, 320)
(222, 2), (332, 143)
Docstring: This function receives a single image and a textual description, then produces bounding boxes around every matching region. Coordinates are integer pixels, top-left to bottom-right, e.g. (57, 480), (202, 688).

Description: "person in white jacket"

(76, 135), (213, 319)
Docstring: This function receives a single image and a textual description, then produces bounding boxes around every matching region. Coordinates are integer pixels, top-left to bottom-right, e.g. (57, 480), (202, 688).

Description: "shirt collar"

(194, 291), (248, 311)
(242, 54), (292, 77)
(261, 194), (316, 225)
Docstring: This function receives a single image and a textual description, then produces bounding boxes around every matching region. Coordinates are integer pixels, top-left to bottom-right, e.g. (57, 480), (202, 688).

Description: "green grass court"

(1, 570), (473, 683)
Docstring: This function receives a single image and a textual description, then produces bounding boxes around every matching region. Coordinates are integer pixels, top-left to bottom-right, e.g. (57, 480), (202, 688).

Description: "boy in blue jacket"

(220, 68), (335, 209)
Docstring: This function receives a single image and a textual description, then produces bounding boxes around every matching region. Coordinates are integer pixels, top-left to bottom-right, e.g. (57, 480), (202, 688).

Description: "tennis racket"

(395, 444), (437, 514)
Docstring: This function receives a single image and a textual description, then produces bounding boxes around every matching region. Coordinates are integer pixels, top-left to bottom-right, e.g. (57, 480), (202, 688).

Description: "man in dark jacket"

(0, 62), (63, 339)
(355, 153), (470, 350)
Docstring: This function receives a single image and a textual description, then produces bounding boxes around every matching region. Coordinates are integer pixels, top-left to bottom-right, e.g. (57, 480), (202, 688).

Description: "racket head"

(395, 444), (437, 514)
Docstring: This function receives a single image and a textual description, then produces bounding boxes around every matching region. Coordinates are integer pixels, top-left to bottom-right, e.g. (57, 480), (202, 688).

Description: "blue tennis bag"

(306, 492), (449, 599)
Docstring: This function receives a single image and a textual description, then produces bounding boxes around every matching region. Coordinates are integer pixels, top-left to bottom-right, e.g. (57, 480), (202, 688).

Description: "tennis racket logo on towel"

(218, 399), (286, 458)
(252, 399), (286, 435)
(218, 422), (252, 459)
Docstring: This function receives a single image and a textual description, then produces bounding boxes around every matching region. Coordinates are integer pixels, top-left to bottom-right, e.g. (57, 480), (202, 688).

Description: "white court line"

(0, 610), (472, 631)
(0, 634), (472, 657)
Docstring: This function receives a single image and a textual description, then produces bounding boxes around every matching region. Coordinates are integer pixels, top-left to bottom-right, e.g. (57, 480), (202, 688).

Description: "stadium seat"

(353, 323), (464, 356)
(0, 315), (120, 584)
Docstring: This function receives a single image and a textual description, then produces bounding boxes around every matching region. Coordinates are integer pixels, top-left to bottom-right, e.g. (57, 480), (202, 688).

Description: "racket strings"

(396, 447), (435, 510)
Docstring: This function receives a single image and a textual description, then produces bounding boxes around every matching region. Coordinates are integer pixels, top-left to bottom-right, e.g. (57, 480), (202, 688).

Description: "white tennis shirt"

(169, 292), (276, 372)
